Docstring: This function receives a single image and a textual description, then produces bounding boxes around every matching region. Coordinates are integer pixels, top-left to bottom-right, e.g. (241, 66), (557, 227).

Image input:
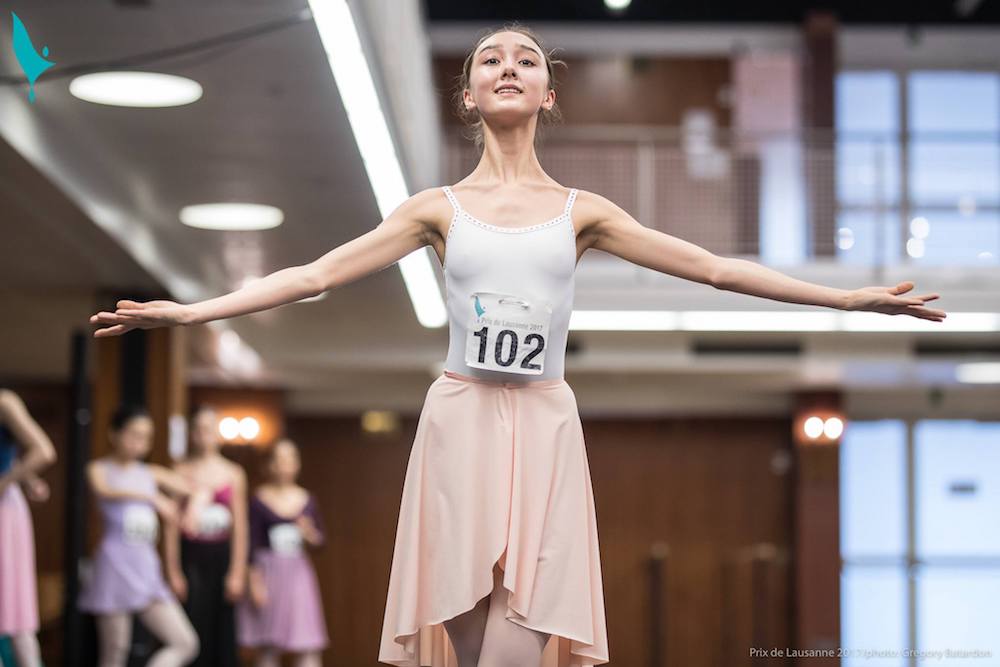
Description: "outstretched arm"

(89, 188), (441, 337)
(580, 191), (946, 322)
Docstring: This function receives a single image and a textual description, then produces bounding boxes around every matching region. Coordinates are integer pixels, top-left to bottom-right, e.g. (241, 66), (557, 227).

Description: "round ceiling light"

(180, 203), (284, 231)
(69, 71), (203, 107)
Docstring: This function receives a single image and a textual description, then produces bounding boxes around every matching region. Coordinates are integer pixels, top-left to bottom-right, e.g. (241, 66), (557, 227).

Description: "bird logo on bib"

(465, 291), (551, 375)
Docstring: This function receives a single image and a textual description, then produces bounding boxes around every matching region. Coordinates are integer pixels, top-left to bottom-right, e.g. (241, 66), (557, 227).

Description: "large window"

(835, 70), (1000, 266)
(840, 419), (1000, 665)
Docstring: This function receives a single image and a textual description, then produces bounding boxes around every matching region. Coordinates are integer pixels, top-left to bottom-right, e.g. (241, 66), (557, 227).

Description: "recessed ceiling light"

(180, 203), (284, 231)
(69, 71), (202, 107)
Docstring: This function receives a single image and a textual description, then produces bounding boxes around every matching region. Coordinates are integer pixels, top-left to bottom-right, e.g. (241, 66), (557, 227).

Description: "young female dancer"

(88, 22), (947, 667)
(163, 404), (247, 667)
(237, 439), (328, 666)
(0, 389), (57, 667)
(78, 405), (200, 667)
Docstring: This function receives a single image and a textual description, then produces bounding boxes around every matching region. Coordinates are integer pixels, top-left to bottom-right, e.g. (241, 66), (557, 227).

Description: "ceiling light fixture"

(180, 203), (284, 231)
(69, 71), (202, 107)
(569, 310), (993, 333)
(306, 0), (446, 328)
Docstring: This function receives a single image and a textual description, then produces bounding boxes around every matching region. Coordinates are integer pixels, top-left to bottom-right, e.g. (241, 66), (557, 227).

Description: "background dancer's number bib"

(269, 523), (303, 556)
(465, 291), (551, 375)
(196, 502), (232, 537)
(123, 505), (159, 545)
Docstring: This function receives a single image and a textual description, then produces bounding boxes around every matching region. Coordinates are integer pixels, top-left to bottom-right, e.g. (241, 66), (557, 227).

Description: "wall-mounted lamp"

(219, 415), (262, 443)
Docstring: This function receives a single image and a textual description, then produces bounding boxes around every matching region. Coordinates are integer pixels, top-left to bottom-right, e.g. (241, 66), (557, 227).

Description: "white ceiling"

(0, 2), (997, 416)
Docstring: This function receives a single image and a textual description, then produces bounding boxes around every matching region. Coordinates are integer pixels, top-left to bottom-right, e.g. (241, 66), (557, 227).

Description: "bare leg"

(96, 613), (133, 667)
(138, 600), (200, 667)
(292, 651), (322, 667)
(9, 632), (41, 667)
(254, 648), (281, 667)
(442, 587), (490, 667)
(477, 564), (551, 667)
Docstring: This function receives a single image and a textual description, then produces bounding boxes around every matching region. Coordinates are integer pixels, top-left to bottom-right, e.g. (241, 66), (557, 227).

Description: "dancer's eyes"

(483, 57), (536, 66)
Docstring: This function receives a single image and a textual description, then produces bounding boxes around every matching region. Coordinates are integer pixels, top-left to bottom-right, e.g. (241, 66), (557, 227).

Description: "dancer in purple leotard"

(79, 405), (200, 667)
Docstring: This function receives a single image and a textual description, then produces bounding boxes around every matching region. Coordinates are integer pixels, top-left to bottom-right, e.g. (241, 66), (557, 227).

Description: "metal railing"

(444, 126), (1000, 269)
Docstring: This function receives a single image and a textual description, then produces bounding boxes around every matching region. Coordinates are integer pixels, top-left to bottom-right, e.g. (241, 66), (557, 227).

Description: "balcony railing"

(444, 125), (1000, 269)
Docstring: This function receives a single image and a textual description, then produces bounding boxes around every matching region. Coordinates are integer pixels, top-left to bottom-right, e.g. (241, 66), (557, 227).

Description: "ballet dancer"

(163, 404), (246, 667)
(87, 22), (946, 667)
(237, 439), (328, 667)
(78, 404), (200, 667)
(0, 389), (57, 667)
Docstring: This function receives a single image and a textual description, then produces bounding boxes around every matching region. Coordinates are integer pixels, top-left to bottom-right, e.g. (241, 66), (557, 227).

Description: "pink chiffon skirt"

(378, 370), (609, 666)
(0, 484), (38, 635)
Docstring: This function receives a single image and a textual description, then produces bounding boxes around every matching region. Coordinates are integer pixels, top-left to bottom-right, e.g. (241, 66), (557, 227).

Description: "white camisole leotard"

(440, 185), (579, 384)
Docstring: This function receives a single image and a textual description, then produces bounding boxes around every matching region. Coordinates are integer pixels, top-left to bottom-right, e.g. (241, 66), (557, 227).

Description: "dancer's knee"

(99, 638), (131, 667)
(443, 595), (490, 666)
(478, 619), (550, 667)
(171, 623), (200, 662)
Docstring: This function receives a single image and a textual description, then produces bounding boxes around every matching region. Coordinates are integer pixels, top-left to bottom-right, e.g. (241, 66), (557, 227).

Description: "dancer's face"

(112, 415), (153, 460)
(189, 408), (219, 455)
(268, 440), (300, 485)
(464, 31), (554, 125)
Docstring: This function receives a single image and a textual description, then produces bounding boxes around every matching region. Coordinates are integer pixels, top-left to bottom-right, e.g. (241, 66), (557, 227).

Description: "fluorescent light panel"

(956, 363), (1000, 384)
(307, 0), (446, 328)
(569, 310), (998, 332)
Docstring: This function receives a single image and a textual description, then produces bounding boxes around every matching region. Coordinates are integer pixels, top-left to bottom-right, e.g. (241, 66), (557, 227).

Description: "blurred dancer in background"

(238, 439), (328, 667)
(78, 404), (199, 667)
(164, 405), (246, 667)
(0, 389), (57, 667)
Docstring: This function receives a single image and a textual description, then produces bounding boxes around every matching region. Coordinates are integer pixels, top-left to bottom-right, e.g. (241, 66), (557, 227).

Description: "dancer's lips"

(494, 84), (522, 94)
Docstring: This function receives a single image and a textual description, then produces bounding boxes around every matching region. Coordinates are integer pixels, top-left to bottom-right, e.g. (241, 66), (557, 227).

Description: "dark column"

(802, 11), (838, 258)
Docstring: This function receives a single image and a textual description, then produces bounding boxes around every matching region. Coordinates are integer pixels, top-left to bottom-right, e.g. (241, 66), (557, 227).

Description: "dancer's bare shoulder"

(389, 187), (453, 243)
(399, 186), (458, 267)
(568, 188), (627, 252)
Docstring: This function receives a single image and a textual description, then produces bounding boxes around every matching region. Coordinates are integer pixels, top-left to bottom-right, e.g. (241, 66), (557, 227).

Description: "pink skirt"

(0, 484), (39, 635)
(238, 550), (329, 653)
(378, 370), (609, 666)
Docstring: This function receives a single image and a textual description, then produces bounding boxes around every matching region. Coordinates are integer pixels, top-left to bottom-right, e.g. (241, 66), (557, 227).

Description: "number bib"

(268, 523), (303, 556)
(123, 505), (159, 545)
(465, 292), (551, 375)
(196, 503), (232, 537)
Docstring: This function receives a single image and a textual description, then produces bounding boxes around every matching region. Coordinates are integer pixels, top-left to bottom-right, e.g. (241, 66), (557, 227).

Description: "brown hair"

(263, 437), (299, 465)
(452, 22), (567, 152)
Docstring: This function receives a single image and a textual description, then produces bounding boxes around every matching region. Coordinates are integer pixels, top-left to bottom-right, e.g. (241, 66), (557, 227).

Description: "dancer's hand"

(249, 574), (268, 609)
(181, 487), (212, 535)
(296, 514), (322, 546)
(89, 299), (195, 338)
(845, 282), (946, 321)
(225, 569), (245, 602)
(168, 569), (188, 601)
(153, 494), (179, 524)
(23, 475), (50, 502)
